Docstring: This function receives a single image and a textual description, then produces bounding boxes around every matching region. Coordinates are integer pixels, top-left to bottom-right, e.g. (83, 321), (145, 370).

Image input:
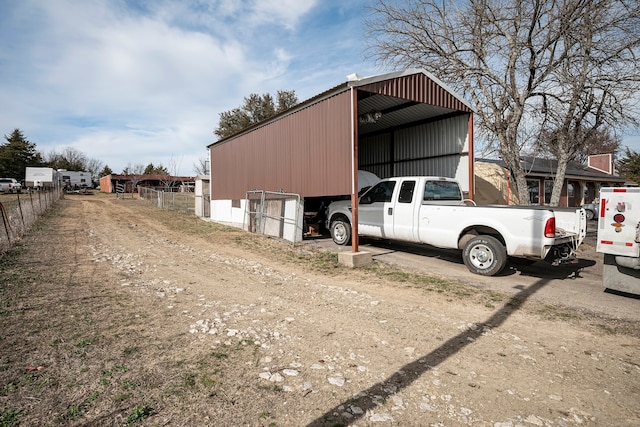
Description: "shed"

(207, 69), (475, 239)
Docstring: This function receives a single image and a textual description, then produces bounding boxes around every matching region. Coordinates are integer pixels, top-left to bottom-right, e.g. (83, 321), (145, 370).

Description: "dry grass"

(0, 202), (287, 426)
(1, 195), (637, 426)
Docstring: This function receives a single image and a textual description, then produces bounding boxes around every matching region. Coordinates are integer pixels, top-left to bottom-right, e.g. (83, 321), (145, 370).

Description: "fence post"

(0, 202), (11, 244)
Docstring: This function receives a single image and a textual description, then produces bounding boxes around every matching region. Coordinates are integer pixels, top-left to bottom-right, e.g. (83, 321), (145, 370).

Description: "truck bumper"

(543, 242), (579, 265)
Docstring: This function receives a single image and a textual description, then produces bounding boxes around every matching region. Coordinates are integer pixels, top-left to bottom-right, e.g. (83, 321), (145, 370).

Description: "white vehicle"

(326, 176), (587, 276)
(58, 170), (92, 190)
(596, 187), (640, 295)
(581, 201), (600, 220)
(25, 167), (58, 189)
(0, 178), (22, 193)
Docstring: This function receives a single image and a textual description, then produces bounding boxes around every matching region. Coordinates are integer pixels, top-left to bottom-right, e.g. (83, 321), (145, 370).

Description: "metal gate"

(244, 190), (303, 244)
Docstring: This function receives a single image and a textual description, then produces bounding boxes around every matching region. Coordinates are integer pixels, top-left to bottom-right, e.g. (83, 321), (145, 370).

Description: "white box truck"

(596, 187), (640, 295)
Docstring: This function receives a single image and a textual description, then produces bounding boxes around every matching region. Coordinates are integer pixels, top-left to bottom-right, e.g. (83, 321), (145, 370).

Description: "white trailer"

(25, 167), (59, 189)
(58, 170), (92, 190)
(596, 187), (640, 295)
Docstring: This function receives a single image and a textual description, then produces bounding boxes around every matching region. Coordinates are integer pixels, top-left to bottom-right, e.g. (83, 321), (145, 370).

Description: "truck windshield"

(423, 181), (461, 201)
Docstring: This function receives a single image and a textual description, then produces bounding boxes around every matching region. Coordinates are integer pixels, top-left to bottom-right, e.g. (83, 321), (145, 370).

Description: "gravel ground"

(0, 194), (638, 427)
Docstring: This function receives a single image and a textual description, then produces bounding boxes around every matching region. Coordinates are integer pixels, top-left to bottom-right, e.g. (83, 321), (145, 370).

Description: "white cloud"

(0, 0), (377, 175)
(250, 0), (318, 30)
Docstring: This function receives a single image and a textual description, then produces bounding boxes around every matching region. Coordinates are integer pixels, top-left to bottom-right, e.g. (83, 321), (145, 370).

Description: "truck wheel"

(586, 209), (595, 220)
(463, 235), (507, 276)
(330, 218), (351, 246)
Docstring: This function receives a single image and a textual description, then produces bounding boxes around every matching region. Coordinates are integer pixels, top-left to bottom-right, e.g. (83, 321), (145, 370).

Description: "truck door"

(358, 180), (397, 238)
(392, 179), (418, 241)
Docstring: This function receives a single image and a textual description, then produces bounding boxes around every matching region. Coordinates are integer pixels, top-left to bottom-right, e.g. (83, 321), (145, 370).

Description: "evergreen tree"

(214, 90), (298, 139)
(617, 147), (640, 185)
(99, 165), (113, 177)
(143, 163), (169, 175)
(0, 129), (44, 180)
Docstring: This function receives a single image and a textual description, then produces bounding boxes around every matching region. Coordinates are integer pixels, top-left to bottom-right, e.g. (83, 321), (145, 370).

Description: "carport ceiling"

(357, 92), (458, 135)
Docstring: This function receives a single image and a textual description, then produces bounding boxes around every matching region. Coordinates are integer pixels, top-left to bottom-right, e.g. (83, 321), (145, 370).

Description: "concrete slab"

(338, 251), (373, 268)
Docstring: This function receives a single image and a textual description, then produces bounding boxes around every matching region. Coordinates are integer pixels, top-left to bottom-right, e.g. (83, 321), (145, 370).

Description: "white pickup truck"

(326, 176), (587, 276)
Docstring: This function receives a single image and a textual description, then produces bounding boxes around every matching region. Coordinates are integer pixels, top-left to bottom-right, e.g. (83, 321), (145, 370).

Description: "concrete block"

(338, 251), (373, 268)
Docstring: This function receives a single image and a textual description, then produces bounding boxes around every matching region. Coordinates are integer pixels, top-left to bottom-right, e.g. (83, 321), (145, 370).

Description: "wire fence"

(138, 187), (196, 213)
(0, 188), (63, 254)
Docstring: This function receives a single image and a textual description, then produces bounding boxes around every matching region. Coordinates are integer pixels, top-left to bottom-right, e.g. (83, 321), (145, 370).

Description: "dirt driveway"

(1, 194), (638, 426)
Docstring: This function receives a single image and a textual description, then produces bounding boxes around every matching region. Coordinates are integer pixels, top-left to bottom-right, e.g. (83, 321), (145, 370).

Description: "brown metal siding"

(211, 91), (354, 200)
(358, 73), (472, 112)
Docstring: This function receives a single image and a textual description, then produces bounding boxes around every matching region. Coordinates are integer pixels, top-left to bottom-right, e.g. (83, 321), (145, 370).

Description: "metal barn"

(207, 69), (475, 242)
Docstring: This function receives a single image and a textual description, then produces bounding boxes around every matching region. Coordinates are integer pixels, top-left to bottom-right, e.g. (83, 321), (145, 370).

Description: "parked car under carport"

(582, 202), (600, 220)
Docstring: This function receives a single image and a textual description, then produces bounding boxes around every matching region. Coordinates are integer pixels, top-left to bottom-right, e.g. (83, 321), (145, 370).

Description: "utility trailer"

(25, 167), (59, 189)
(58, 170), (92, 190)
(596, 187), (640, 296)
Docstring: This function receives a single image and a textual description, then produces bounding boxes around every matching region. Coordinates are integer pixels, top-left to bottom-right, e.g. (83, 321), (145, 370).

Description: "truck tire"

(462, 235), (507, 276)
(585, 209), (595, 220)
(330, 218), (352, 246)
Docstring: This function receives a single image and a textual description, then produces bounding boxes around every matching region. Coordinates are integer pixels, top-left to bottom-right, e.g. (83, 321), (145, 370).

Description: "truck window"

(363, 181), (396, 203)
(398, 181), (415, 203)
(423, 181), (461, 201)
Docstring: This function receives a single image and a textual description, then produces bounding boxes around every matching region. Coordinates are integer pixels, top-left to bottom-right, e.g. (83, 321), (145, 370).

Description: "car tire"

(462, 235), (507, 276)
(586, 209), (595, 220)
(330, 218), (352, 246)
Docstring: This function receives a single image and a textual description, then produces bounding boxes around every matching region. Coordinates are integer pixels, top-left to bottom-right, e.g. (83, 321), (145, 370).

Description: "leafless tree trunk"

(366, 0), (640, 205)
(159, 158), (180, 191)
(193, 155), (209, 176)
(127, 163), (145, 194)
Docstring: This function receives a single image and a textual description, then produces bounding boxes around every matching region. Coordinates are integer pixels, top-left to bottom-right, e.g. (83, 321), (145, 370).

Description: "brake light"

(613, 213), (625, 223)
(544, 217), (556, 238)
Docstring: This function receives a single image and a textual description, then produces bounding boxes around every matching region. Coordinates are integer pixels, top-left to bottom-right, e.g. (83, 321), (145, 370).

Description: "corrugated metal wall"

(359, 115), (470, 186)
(210, 71), (474, 201)
(211, 91), (353, 200)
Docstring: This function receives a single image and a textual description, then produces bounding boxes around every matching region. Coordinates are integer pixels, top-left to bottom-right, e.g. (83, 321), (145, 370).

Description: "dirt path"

(1, 194), (639, 426)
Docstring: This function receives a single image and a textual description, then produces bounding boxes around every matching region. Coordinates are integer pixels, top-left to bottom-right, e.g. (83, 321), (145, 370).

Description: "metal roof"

(208, 69), (474, 147)
(479, 157), (626, 182)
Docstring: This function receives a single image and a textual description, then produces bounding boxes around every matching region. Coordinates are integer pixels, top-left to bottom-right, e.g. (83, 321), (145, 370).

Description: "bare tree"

(123, 162), (145, 193)
(85, 157), (104, 183)
(366, 0), (640, 205)
(159, 158), (179, 191)
(193, 155), (209, 176)
(535, 127), (622, 165)
(46, 147), (88, 171)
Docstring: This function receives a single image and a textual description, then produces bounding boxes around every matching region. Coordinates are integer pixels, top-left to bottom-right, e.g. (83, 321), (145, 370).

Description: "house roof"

(478, 157), (626, 182)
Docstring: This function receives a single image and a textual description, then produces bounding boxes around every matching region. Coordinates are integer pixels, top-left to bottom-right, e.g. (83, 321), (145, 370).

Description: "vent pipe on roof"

(347, 73), (362, 81)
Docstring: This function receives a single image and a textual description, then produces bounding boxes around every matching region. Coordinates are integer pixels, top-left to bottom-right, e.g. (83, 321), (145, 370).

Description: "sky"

(1, 0), (639, 177)
(0, 0), (379, 176)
